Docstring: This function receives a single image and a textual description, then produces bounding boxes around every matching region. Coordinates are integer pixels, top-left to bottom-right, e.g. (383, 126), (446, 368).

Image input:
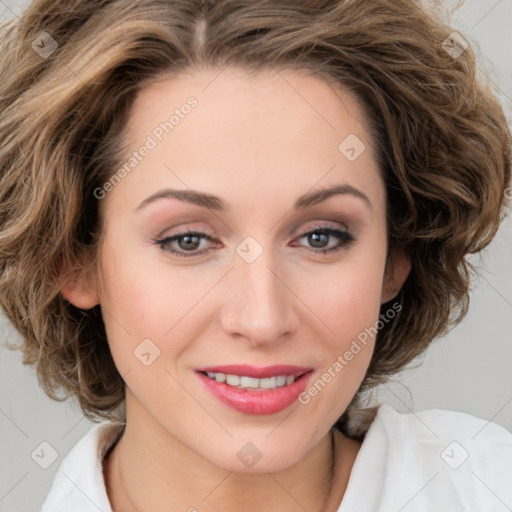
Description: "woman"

(0, 0), (511, 510)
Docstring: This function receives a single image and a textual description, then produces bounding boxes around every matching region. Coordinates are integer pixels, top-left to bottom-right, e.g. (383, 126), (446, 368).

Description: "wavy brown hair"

(0, 0), (510, 437)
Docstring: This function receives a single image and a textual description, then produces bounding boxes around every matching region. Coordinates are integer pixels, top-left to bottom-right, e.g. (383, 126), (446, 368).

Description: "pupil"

(180, 234), (199, 250)
(310, 232), (327, 248)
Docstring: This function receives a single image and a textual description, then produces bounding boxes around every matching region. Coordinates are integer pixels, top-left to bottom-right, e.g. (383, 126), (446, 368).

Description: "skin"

(62, 66), (410, 512)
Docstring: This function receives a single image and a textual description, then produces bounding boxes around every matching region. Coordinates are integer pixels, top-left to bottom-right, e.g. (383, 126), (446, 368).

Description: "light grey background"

(0, 0), (511, 510)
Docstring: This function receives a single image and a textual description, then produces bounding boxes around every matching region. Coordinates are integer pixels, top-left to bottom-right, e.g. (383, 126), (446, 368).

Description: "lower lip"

(196, 371), (313, 415)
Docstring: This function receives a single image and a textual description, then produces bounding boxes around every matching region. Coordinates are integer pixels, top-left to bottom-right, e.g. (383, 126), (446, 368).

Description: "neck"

(103, 398), (360, 512)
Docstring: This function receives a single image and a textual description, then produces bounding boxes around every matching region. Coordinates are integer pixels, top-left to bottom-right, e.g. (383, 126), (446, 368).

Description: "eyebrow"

(136, 183), (372, 211)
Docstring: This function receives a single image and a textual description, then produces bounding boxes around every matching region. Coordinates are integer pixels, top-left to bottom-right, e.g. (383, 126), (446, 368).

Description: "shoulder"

(376, 402), (512, 443)
(373, 403), (512, 475)
(339, 404), (512, 511)
(38, 421), (124, 512)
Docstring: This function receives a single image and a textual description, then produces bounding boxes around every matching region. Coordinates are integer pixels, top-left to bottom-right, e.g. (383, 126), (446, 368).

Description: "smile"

(195, 364), (314, 414)
(202, 371), (297, 390)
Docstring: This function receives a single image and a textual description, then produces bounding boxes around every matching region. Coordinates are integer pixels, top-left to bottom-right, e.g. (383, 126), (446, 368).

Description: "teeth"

(240, 376), (260, 388)
(259, 376), (276, 389)
(204, 372), (297, 389)
(226, 374), (240, 386)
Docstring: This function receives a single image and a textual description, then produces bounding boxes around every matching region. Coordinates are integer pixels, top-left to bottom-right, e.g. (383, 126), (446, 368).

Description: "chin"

(193, 430), (316, 474)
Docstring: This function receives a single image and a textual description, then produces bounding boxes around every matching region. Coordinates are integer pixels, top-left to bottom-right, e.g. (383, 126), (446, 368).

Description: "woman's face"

(71, 67), (408, 472)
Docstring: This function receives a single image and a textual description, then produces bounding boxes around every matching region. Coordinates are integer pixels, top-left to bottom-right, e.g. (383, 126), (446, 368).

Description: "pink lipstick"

(195, 364), (314, 415)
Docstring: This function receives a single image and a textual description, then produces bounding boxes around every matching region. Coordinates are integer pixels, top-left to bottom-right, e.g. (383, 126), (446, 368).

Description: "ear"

(381, 247), (411, 304)
(60, 264), (100, 310)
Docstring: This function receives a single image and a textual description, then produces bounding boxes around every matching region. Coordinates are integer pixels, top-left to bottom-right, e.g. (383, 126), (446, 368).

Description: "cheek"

(96, 236), (223, 378)
(95, 240), (183, 367)
(296, 256), (385, 415)
(313, 271), (381, 381)
(298, 242), (386, 398)
(303, 251), (386, 345)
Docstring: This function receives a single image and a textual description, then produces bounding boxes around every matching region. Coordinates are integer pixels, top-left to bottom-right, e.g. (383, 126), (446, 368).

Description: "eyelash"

(153, 225), (356, 258)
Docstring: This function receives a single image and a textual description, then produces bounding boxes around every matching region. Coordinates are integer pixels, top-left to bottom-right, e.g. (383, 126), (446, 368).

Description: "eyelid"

(154, 219), (351, 245)
(153, 222), (356, 258)
(295, 220), (350, 235)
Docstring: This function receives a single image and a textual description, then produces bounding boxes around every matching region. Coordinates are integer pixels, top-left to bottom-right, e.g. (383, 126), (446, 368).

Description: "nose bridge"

(221, 240), (295, 344)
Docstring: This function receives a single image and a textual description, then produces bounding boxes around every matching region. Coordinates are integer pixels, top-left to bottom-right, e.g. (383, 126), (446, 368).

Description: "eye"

(153, 229), (215, 258)
(291, 225), (355, 254)
(152, 225), (356, 258)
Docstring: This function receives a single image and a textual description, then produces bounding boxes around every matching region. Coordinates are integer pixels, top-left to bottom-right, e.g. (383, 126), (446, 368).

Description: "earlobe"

(60, 270), (99, 310)
(381, 247), (411, 304)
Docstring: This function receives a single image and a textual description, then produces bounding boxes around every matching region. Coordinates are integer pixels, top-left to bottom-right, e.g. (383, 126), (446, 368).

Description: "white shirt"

(39, 404), (512, 511)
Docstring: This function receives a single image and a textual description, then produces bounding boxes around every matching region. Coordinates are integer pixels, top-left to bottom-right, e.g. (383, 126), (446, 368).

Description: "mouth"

(197, 371), (309, 390)
(195, 364), (314, 414)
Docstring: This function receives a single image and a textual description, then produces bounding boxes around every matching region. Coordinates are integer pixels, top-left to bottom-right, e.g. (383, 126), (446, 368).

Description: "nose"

(219, 245), (298, 348)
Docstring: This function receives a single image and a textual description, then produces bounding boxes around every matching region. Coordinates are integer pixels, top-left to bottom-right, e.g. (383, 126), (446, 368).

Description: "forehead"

(104, 66), (384, 217)
(127, 66), (373, 150)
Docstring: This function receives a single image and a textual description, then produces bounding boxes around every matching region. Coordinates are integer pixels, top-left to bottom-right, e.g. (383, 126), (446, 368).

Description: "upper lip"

(196, 364), (313, 379)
